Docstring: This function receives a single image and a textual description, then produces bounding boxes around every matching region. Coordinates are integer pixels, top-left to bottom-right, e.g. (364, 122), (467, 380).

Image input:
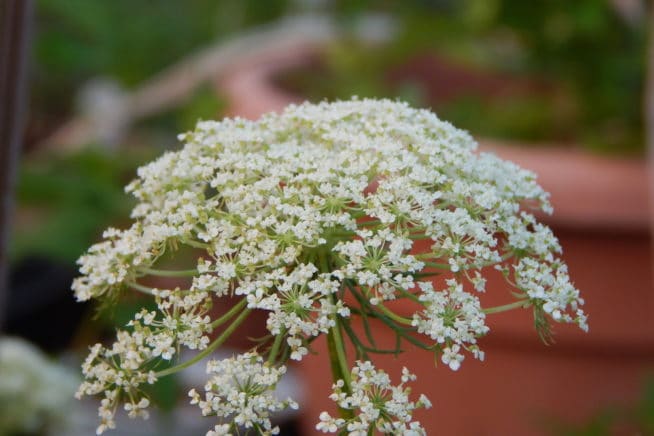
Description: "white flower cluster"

(412, 279), (489, 370)
(131, 287), (214, 357)
(514, 258), (588, 331)
(73, 98), (587, 434)
(77, 286), (214, 434)
(72, 225), (165, 301)
(242, 263), (350, 360)
(317, 361), (431, 435)
(333, 229), (423, 304)
(76, 338), (158, 435)
(189, 352), (298, 435)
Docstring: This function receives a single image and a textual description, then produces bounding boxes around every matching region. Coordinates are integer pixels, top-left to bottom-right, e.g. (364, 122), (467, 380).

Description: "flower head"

(189, 352), (297, 435)
(73, 98), (586, 434)
(317, 361), (431, 434)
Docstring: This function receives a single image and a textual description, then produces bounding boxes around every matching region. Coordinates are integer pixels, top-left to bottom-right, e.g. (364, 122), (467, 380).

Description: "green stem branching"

(156, 307), (251, 378)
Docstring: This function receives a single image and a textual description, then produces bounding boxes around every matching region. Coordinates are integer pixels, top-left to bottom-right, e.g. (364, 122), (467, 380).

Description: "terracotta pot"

(217, 46), (653, 435)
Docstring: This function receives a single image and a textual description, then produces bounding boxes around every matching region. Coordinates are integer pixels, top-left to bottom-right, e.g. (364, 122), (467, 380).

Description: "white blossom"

(412, 279), (489, 369)
(317, 361), (430, 434)
(189, 352), (297, 435)
(73, 98), (587, 434)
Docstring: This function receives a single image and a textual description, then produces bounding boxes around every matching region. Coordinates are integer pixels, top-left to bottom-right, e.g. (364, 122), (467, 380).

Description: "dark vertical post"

(648, 5), (654, 273)
(0, 0), (33, 331)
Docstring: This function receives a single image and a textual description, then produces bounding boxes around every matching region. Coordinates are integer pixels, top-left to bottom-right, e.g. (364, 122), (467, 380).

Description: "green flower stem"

(156, 308), (251, 378)
(356, 219), (382, 227)
(347, 209), (367, 218)
(211, 298), (248, 329)
(331, 316), (351, 386)
(420, 261), (451, 269)
(318, 249), (354, 420)
(267, 327), (285, 365)
(181, 238), (211, 250)
(139, 267), (198, 277)
(340, 317), (400, 357)
(326, 325), (355, 420)
(483, 299), (530, 314)
(376, 303), (414, 326)
(127, 281), (155, 295)
(397, 287), (422, 304)
(346, 285), (434, 351)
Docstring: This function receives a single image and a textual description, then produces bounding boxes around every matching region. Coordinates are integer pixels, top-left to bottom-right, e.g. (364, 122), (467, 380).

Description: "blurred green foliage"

(11, 147), (154, 264)
(35, 0), (291, 86)
(32, 0), (291, 124)
(284, 0), (648, 154)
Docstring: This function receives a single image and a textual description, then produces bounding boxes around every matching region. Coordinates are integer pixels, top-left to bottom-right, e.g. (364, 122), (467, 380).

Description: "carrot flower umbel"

(73, 98), (587, 435)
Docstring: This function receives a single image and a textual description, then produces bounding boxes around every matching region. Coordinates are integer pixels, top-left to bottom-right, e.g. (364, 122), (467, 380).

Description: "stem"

(397, 287), (422, 304)
(347, 209), (367, 218)
(318, 249), (354, 420)
(341, 317), (401, 356)
(483, 299), (530, 315)
(211, 298), (248, 329)
(267, 328), (285, 364)
(181, 238), (211, 250)
(326, 326), (354, 420)
(346, 284), (434, 351)
(421, 261), (450, 269)
(156, 308), (251, 377)
(127, 281), (155, 295)
(139, 267), (198, 277)
(376, 303), (414, 326)
(330, 318), (351, 387)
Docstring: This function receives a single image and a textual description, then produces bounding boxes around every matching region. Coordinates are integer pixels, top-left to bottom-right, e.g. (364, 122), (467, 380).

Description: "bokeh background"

(2, 1), (653, 435)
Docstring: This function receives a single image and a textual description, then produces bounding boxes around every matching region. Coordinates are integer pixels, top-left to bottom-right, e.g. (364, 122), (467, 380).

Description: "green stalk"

(211, 298), (248, 329)
(376, 303), (413, 326)
(483, 299), (530, 314)
(128, 281), (155, 295)
(346, 284), (433, 351)
(326, 326), (354, 420)
(421, 261), (451, 269)
(330, 316), (351, 388)
(318, 249), (354, 421)
(181, 238), (211, 250)
(139, 267), (198, 277)
(397, 287), (422, 304)
(267, 327), (285, 364)
(156, 308), (251, 377)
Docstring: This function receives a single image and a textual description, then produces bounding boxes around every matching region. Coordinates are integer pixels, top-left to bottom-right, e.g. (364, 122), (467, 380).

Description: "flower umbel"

(189, 352), (297, 435)
(317, 361), (431, 435)
(73, 98), (587, 434)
